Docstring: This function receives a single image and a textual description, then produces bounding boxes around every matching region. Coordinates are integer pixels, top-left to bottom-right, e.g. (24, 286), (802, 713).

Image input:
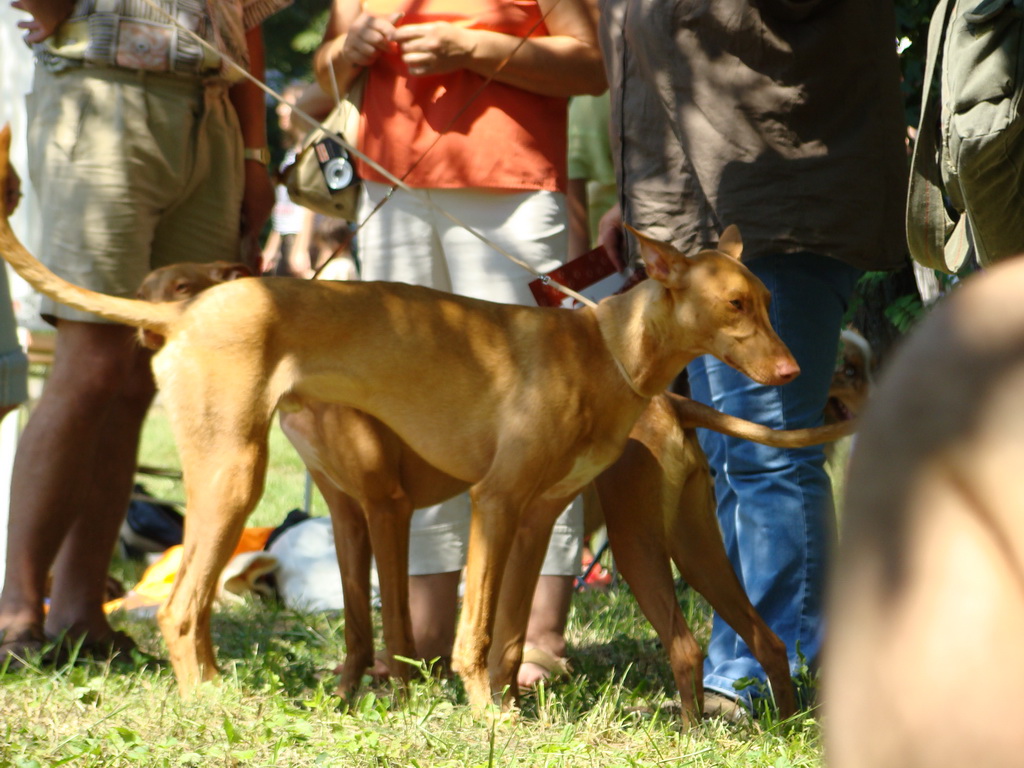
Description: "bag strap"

(906, 0), (970, 273)
(325, 56), (368, 107)
(345, 68), (368, 110)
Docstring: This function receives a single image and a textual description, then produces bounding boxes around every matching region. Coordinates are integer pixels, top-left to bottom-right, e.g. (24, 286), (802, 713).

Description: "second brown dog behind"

(135, 261), (254, 349)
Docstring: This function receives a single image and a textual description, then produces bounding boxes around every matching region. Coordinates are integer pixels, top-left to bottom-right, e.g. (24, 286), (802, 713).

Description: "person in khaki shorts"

(0, 0), (287, 663)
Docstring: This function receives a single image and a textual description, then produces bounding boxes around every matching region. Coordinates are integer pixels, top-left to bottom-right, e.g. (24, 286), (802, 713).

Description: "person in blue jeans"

(596, 0), (908, 719)
(687, 253), (862, 714)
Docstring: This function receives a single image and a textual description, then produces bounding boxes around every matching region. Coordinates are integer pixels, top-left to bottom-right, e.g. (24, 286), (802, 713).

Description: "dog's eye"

(173, 281), (193, 295)
(729, 299), (744, 311)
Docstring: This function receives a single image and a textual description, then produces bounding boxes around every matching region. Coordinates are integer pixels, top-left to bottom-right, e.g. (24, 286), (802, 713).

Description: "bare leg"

(517, 574), (573, 688)
(408, 556), (574, 690)
(409, 571), (460, 670)
(0, 321), (153, 652)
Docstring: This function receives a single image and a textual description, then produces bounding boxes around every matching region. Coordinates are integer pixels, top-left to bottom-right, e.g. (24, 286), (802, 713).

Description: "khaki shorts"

(26, 66), (245, 324)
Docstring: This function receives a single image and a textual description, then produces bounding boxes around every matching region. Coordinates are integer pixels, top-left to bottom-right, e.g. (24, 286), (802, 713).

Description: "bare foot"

(517, 646), (571, 689)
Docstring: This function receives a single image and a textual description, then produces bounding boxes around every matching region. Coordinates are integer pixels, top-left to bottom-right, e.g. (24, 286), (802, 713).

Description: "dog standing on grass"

(140, 260), (854, 725)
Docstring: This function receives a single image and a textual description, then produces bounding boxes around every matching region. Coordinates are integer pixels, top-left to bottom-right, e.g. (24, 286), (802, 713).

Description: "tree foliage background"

(846, 0), (935, 365)
(261, 0), (941, 364)
(262, 0), (330, 86)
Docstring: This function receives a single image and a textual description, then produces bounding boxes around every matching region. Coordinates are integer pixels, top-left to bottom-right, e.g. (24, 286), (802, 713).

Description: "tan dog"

(0, 124), (801, 714)
(136, 263), (852, 725)
(824, 260), (1024, 767)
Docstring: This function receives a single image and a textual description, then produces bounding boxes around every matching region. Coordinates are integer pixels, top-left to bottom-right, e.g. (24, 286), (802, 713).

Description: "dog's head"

(136, 261), (252, 349)
(627, 224), (800, 387)
(824, 328), (873, 424)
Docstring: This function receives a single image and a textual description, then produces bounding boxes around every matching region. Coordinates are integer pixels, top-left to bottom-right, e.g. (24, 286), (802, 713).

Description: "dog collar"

(612, 356), (647, 398)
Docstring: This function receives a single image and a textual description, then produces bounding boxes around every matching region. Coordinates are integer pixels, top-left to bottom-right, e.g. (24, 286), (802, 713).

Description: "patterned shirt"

(37, 0), (290, 78)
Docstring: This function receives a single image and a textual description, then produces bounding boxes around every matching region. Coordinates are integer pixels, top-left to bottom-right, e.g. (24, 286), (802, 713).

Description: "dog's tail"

(666, 391), (855, 447)
(0, 124), (179, 335)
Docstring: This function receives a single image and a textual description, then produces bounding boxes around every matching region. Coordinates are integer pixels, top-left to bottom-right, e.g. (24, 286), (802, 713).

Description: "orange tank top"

(356, 0), (567, 192)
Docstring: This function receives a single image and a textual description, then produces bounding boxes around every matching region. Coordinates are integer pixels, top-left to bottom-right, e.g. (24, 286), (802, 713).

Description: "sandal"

(519, 646), (572, 688)
(52, 629), (159, 666)
(702, 691), (751, 723)
(73, 629), (139, 659)
(0, 627), (53, 669)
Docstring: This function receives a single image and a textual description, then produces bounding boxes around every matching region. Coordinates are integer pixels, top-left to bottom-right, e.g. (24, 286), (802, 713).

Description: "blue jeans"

(687, 252), (861, 707)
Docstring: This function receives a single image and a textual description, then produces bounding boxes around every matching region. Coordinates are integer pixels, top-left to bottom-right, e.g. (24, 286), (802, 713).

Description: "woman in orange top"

(313, 0), (605, 689)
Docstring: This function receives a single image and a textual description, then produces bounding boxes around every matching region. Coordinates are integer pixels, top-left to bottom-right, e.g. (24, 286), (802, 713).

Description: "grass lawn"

(0, 401), (829, 767)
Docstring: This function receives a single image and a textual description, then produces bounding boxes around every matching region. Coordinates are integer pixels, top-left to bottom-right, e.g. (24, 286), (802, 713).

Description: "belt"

(40, 16), (223, 79)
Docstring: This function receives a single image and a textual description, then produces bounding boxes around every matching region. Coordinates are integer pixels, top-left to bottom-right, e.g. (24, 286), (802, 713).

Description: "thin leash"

(135, 0), (597, 308)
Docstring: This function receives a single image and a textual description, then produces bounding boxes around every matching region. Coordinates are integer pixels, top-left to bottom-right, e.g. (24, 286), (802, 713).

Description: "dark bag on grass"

(119, 484), (184, 559)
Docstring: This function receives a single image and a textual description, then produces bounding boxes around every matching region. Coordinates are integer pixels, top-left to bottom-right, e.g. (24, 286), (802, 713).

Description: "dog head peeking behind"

(135, 261), (252, 349)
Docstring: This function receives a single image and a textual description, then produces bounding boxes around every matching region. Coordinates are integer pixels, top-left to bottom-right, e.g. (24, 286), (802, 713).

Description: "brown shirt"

(599, 0), (908, 270)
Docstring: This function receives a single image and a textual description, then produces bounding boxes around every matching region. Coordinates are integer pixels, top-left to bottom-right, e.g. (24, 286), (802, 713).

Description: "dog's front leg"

(452, 482), (526, 714)
(364, 490), (416, 689)
(596, 442), (707, 726)
(318, 475), (377, 697)
(487, 496), (573, 706)
(666, 465), (797, 719)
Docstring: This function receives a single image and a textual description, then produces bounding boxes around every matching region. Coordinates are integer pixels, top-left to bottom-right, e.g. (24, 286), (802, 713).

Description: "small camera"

(314, 137), (357, 192)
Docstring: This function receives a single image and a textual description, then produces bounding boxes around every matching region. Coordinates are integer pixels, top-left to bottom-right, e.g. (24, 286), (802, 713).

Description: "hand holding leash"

(394, 22), (474, 77)
(343, 11), (404, 67)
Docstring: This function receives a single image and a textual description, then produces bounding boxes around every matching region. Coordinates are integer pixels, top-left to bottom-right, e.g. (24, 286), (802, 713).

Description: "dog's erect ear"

(717, 225), (743, 260)
(624, 224), (691, 289)
(214, 262), (254, 282)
